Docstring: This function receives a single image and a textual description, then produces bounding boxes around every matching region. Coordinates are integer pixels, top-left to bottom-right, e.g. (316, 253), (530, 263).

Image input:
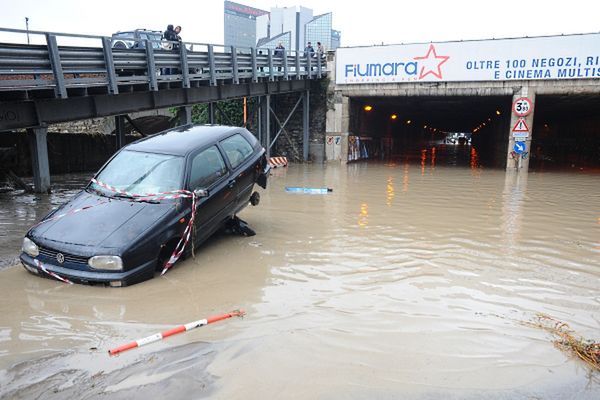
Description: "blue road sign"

(513, 141), (527, 154)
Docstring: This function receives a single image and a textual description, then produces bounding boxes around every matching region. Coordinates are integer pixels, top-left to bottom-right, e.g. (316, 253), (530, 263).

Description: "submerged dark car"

(20, 125), (269, 287)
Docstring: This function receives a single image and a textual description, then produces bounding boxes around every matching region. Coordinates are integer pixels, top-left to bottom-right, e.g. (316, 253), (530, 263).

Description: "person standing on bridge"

(163, 25), (177, 46)
(174, 26), (182, 51)
(162, 25), (177, 75)
(274, 42), (285, 72)
(274, 42), (285, 57)
(316, 41), (324, 56)
(304, 42), (315, 58)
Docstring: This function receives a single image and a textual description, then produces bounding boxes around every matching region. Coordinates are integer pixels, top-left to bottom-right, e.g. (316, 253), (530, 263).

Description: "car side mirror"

(194, 188), (209, 198)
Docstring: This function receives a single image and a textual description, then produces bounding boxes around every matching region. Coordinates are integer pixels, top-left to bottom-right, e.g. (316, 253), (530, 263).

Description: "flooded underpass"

(348, 94), (600, 173)
(0, 163), (599, 399)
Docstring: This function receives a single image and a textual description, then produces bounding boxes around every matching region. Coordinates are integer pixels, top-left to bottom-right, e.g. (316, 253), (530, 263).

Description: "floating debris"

(108, 310), (245, 356)
(285, 187), (333, 194)
(525, 313), (600, 371)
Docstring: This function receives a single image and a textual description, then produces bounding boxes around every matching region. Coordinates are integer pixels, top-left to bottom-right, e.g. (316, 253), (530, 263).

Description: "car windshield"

(91, 150), (184, 196)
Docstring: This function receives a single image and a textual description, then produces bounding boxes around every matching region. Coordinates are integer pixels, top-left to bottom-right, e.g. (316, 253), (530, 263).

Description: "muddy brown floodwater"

(0, 161), (599, 399)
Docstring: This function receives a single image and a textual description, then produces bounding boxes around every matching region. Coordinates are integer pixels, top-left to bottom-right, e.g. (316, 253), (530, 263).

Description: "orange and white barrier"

(268, 157), (288, 168)
(108, 310), (245, 356)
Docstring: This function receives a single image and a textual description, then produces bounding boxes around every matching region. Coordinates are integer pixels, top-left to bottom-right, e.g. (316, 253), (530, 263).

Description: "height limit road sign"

(513, 97), (533, 117)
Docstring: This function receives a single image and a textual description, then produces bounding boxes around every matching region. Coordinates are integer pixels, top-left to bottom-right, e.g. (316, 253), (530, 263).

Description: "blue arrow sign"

(513, 141), (526, 154)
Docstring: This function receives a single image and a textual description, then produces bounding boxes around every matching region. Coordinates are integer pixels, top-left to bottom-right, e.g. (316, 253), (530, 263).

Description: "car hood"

(30, 191), (175, 252)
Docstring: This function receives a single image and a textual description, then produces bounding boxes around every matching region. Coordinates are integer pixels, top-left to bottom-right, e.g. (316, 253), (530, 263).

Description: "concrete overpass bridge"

(0, 27), (326, 191)
(325, 33), (600, 172)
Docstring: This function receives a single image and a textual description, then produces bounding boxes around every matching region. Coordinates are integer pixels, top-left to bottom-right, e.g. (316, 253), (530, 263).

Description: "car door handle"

(228, 179), (236, 188)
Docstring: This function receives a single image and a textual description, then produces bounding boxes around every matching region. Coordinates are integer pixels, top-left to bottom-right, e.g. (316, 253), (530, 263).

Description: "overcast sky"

(0, 0), (598, 47)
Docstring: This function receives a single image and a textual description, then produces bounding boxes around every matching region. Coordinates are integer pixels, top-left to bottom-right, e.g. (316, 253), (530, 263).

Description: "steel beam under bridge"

(0, 80), (312, 131)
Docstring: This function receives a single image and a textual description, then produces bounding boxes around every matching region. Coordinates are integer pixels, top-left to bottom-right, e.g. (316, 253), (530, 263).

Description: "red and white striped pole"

(108, 310), (245, 356)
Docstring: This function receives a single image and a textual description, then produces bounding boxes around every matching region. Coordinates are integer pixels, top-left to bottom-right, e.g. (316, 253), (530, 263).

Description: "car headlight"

(88, 256), (123, 271)
(22, 237), (39, 257)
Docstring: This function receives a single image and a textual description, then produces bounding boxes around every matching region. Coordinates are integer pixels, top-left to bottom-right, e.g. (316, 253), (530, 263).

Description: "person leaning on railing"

(274, 42), (285, 72)
(161, 25), (177, 75)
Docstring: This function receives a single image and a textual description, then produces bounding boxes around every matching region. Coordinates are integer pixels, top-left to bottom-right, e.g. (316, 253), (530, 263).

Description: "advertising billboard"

(335, 33), (600, 84)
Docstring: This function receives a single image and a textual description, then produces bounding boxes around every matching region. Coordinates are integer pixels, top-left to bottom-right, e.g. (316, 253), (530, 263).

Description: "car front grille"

(38, 247), (89, 265)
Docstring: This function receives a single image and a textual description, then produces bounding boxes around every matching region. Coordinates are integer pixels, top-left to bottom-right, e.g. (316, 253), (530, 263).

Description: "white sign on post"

(513, 97), (533, 116)
(336, 33), (600, 84)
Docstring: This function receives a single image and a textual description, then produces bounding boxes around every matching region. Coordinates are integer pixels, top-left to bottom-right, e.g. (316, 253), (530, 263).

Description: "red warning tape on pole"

(108, 309), (245, 356)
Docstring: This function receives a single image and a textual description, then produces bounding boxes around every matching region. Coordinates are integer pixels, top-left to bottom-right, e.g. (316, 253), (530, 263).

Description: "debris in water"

(525, 313), (600, 371)
(285, 187), (332, 194)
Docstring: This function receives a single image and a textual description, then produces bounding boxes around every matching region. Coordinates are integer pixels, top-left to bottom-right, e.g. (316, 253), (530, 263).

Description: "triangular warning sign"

(512, 118), (529, 132)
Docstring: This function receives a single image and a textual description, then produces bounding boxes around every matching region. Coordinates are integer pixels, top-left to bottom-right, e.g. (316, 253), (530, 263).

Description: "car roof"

(126, 124), (246, 156)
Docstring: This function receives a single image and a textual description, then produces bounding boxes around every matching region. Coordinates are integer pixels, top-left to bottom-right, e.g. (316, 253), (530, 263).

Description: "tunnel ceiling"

(353, 96), (510, 132)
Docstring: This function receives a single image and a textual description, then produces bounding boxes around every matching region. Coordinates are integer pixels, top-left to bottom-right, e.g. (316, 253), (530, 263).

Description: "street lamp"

(25, 17), (30, 44)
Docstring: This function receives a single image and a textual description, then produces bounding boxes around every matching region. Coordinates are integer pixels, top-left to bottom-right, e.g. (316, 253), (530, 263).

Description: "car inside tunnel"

(348, 95), (600, 171)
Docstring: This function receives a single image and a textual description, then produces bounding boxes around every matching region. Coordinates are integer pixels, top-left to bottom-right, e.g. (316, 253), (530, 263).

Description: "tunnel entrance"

(531, 94), (600, 172)
(349, 96), (512, 169)
(348, 94), (600, 171)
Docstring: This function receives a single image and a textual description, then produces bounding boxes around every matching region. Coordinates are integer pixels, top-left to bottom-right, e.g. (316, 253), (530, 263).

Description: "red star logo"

(413, 44), (450, 80)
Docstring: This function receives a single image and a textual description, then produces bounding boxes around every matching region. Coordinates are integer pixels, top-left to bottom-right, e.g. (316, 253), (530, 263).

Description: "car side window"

(220, 134), (254, 169)
(189, 146), (227, 189)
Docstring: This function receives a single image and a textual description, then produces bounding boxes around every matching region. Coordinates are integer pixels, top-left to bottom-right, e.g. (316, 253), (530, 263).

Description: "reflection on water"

(386, 176), (394, 206)
(0, 159), (599, 399)
(0, 173), (93, 269)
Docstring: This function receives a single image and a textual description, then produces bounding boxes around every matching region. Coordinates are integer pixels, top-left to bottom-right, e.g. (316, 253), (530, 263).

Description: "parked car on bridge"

(111, 29), (163, 49)
(20, 125), (269, 287)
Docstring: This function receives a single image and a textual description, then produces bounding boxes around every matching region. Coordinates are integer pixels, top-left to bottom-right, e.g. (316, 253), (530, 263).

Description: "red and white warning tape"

(33, 259), (74, 285)
(29, 179), (198, 284)
(159, 190), (196, 276)
(90, 179), (197, 276)
(268, 156), (288, 168)
(108, 309), (245, 356)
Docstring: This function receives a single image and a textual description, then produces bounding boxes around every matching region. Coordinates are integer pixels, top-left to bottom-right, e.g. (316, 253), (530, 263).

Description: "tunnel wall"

(531, 114), (600, 169)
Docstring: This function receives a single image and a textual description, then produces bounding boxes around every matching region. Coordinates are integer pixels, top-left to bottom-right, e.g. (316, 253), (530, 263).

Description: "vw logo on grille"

(56, 253), (65, 264)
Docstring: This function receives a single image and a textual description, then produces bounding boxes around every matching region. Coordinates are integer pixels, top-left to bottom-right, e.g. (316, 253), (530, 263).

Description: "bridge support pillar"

(506, 87), (535, 172)
(115, 115), (125, 150)
(264, 95), (271, 158)
(27, 126), (51, 193)
(178, 106), (193, 125)
(257, 96), (271, 158)
(302, 90), (309, 161)
(208, 103), (215, 124)
(325, 91), (350, 163)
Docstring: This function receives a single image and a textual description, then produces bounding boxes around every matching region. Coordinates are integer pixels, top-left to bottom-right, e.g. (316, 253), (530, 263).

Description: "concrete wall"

(0, 132), (138, 176)
(47, 109), (174, 136)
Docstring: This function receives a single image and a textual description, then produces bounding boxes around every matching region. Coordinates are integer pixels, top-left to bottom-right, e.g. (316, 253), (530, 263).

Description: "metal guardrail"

(0, 27), (327, 99)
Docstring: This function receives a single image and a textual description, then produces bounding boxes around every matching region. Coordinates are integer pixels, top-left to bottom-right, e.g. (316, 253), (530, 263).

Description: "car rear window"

(220, 134), (254, 169)
(189, 146), (228, 189)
